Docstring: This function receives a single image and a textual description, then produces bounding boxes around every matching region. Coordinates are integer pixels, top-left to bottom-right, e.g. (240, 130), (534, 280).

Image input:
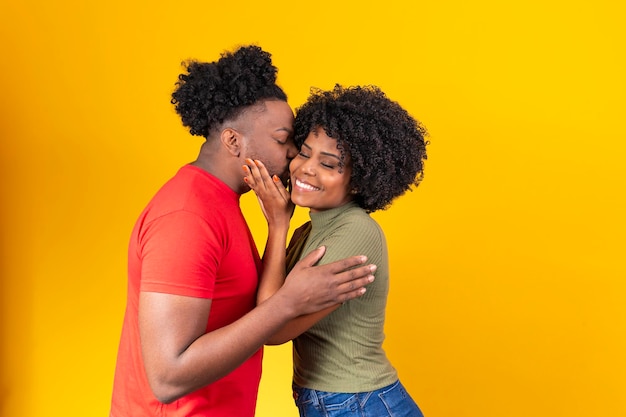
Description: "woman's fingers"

(242, 165), (258, 190)
(244, 159), (290, 201)
(252, 159), (277, 190)
(273, 176), (290, 202)
(243, 159), (272, 190)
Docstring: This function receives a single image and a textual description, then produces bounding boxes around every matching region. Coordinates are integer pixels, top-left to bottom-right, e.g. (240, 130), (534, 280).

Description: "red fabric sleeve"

(139, 210), (222, 298)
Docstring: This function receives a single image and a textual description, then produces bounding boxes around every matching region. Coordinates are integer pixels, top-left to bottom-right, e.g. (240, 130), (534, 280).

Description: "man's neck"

(191, 157), (245, 195)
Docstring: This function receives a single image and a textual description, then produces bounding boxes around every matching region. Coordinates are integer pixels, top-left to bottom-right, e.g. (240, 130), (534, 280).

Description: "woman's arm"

(242, 159), (293, 303)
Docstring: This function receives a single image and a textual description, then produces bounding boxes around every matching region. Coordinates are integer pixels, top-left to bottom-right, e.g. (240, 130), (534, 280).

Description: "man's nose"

(286, 141), (298, 159)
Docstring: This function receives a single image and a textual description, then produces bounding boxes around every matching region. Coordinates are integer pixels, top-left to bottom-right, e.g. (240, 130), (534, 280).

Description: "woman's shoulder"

(328, 206), (386, 265)
(335, 206), (383, 238)
(340, 205), (378, 225)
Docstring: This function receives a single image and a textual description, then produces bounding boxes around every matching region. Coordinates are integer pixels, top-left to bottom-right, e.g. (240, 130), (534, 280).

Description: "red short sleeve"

(139, 210), (222, 298)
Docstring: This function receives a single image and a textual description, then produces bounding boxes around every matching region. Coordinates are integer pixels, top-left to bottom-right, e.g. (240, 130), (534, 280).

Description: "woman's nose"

(300, 159), (315, 176)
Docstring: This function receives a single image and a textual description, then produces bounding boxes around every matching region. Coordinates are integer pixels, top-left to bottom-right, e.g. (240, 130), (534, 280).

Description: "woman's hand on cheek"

(243, 159), (294, 227)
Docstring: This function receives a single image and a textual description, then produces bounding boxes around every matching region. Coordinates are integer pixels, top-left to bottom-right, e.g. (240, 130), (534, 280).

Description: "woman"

(244, 84), (428, 416)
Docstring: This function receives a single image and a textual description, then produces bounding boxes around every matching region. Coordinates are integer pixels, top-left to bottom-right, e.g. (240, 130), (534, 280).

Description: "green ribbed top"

(291, 202), (398, 392)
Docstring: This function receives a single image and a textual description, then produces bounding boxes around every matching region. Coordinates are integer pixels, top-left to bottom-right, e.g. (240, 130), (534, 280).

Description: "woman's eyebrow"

(301, 142), (341, 160)
(320, 151), (341, 161)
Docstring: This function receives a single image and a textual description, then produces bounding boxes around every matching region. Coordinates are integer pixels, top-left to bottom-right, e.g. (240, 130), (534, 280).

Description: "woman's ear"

(220, 127), (241, 157)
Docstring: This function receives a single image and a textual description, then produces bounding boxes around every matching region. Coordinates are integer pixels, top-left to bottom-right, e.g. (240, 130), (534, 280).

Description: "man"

(110, 45), (375, 416)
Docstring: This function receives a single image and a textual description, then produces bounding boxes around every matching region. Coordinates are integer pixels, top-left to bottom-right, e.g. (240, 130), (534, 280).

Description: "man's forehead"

(252, 103), (293, 129)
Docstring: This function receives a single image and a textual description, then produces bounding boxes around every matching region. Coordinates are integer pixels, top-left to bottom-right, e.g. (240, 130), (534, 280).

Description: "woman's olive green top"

(287, 202), (398, 392)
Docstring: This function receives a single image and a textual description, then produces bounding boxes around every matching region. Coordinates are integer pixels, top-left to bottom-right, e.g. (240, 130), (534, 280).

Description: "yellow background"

(1, 1), (624, 416)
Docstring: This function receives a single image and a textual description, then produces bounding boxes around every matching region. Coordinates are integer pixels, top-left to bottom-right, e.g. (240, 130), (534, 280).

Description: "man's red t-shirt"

(111, 165), (263, 416)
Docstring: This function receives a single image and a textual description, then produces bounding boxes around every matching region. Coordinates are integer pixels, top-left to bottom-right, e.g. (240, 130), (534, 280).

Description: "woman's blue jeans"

(292, 380), (424, 417)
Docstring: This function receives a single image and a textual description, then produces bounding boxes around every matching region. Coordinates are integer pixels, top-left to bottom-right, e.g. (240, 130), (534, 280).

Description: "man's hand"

(278, 246), (376, 316)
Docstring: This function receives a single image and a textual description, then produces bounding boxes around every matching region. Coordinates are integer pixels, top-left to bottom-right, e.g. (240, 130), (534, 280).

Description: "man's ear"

(220, 128), (241, 157)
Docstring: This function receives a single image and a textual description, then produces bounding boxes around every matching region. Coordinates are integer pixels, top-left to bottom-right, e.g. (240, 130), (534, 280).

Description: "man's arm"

(139, 247), (375, 403)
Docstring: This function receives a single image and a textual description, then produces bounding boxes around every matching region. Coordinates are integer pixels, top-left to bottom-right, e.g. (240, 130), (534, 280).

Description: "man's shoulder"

(148, 166), (235, 216)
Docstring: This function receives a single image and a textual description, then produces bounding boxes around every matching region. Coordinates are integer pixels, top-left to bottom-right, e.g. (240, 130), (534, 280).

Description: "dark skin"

(139, 100), (375, 403)
(243, 158), (355, 345)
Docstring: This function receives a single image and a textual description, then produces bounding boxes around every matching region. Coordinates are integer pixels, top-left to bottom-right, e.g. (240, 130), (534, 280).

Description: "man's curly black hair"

(171, 45), (287, 138)
(294, 84), (428, 213)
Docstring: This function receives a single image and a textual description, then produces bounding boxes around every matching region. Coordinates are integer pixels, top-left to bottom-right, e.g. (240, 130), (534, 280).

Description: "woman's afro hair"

(294, 84), (428, 212)
(171, 45), (287, 138)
